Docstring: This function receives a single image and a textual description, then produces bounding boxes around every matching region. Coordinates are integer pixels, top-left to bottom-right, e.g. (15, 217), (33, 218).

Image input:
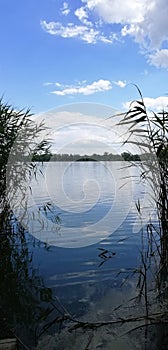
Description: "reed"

(118, 86), (168, 295)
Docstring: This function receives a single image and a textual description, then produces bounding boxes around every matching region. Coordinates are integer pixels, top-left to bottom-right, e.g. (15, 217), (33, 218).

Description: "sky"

(1, 0), (168, 154)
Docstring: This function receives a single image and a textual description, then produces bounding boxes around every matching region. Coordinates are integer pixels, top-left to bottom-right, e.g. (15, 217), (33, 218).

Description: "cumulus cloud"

(123, 96), (168, 111)
(82, 0), (146, 24)
(82, 0), (168, 50)
(141, 0), (168, 49)
(81, 0), (168, 67)
(51, 79), (112, 96)
(148, 49), (168, 68)
(41, 0), (168, 67)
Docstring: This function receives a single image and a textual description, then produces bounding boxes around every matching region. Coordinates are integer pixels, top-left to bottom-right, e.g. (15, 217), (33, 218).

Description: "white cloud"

(75, 7), (87, 21)
(148, 49), (168, 68)
(61, 2), (70, 16)
(80, 0), (168, 67)
(120, 0), (168, 50)
(143, 96), (168, 110)
(74, 7), (92, 26)
(43, 81), (63, 87)
(51, 79), (112, 96)
(44, 79), (128, 96)
(43, 82), (53, 86)
(41, 20), (115, 44)
(121, 23), (145, 45)
(34, 105), (122, 156)
(141, 0), (168, 49)
(41, 0), (168, 67)
(55, 82), (62, 87)
(82, 0), (146, 24)
(99, 33), (118, 43)
(114, 80), (127, 88)
(82, 0), (168, 49)
(123, 96), (168, 111)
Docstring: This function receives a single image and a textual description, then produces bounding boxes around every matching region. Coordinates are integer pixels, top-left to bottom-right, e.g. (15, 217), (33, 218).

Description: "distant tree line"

(32, 151), (143, 162)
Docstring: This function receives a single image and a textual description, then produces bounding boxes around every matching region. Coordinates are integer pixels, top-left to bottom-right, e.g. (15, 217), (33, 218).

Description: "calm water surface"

(25, 161), (152, 313)
(3, 160), (158, 348)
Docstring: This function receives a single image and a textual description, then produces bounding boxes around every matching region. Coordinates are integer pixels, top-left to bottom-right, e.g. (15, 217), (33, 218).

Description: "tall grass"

(0, 98), (51, 226)
(118, 86), (168, 293)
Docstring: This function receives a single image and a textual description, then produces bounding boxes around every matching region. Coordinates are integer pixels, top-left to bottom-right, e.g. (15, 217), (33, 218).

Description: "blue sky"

(1, 0), (168, 154)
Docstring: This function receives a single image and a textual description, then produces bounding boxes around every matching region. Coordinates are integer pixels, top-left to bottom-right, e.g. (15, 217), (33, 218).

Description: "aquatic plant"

(0, 98), (55, 347)
(118, 86), (168, 294)
(0, 98), (51, 216)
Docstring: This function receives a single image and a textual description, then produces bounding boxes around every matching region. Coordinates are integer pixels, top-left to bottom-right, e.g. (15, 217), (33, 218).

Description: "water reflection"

(10, 161), (146, 248)
(0, 216), (55, 347)
(0, 161), (159, 349)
